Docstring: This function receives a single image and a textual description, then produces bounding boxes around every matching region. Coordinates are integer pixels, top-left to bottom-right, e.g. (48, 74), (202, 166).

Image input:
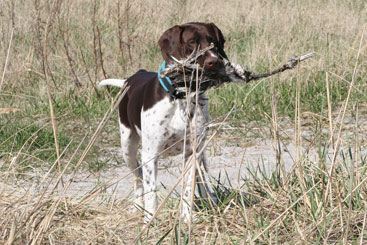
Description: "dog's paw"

(182, 213), (201, 224)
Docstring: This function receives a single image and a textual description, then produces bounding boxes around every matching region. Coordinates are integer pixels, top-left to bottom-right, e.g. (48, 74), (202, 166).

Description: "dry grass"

(1, 0), (367, 244)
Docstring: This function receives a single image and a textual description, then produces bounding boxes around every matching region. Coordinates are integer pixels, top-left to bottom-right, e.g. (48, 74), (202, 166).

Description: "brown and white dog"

(99, 22), (233, 223)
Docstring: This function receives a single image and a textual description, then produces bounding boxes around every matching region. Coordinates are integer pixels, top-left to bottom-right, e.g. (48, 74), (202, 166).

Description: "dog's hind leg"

(119, 122), (143, 211)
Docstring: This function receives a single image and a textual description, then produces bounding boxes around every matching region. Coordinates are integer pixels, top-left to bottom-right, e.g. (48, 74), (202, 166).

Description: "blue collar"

(157, 61), (186, 99)
(157, 61), (173, 92)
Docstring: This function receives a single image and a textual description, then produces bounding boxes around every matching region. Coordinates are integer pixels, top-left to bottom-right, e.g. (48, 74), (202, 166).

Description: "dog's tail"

(98, 79), (126, 88)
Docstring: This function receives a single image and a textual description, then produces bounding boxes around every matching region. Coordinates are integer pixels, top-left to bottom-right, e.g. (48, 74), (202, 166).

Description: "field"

(1, 0), (367, 243)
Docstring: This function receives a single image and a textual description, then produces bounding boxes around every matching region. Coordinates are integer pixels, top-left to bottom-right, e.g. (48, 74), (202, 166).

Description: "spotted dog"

(99, 22), (231, 223)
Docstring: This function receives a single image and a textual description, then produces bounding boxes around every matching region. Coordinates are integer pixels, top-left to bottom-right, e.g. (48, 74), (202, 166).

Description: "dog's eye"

(187, 40), (196, 46)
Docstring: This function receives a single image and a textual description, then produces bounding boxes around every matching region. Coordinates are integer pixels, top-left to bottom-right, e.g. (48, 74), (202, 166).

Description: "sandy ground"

(4, 114), (367, 203)
(44, 137), (325, 199)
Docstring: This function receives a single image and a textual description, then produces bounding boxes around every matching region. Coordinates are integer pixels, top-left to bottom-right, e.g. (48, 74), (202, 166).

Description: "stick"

(160, 44), (314, 86)
(242, 52), (315, 82)
(0, 28), (14, 92)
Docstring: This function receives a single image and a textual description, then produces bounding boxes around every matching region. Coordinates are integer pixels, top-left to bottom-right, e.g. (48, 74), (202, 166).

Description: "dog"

(99, 22), (235, 223)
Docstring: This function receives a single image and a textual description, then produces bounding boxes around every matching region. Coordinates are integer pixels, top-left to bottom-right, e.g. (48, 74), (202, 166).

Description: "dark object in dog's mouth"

(160, 44), (314, 93)
(167, 66), (239, 93)
(160, 43), (244, 93)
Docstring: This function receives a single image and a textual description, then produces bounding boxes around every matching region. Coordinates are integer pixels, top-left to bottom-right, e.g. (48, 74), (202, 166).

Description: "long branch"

(160, 45), (315, 85)
(242, 52), (315, 82)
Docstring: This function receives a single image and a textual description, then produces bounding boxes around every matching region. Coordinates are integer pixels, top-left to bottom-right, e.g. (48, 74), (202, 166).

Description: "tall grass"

(1, 0), (367, 243)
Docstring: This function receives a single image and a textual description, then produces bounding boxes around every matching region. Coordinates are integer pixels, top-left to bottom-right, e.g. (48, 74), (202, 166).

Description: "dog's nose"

(204, 55), (221, 70)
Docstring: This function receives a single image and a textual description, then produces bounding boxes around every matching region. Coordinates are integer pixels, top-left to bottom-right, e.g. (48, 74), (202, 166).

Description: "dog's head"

(158, 22), (228, 71)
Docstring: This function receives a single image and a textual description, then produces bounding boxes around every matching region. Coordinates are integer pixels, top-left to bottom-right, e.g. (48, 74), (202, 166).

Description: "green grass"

(0, 119), (70, 167)
(1, 0), (367, 243)
(209, 67), (366, 123)
(1, 0), (366, 163)
(143, 147), (367, 243)
(0, 83), (121, 171)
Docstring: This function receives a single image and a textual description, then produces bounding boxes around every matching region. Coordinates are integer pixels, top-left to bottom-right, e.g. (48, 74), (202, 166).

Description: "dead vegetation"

(1, 0), (367, 244)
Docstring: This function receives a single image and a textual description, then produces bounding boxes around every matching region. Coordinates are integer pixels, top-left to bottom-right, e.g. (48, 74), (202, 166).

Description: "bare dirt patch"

(13, 114), (366, 202)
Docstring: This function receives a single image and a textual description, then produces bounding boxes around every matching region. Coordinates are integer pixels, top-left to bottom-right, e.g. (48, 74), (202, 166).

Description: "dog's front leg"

(141, 145), (159, 223)
(182, 157), (196, 222)
(195, 154), (218, 204)
(182, 154), (218, 222)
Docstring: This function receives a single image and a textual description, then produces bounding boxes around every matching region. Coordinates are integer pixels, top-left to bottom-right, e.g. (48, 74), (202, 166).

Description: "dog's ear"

(209, 23), (228, 59)
(158, 25), (185, 64)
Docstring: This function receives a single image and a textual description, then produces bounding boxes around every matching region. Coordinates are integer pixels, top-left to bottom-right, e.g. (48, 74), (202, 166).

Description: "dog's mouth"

(161, 44), (246, 95)
(161, 60), (245, 95)
(168, 66), (227, 93)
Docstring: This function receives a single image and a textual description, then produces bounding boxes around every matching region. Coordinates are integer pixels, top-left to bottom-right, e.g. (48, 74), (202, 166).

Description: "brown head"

(158, 22), (228, 71)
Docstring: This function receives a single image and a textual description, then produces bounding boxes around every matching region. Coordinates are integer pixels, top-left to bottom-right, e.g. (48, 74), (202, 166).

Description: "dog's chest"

(141, 94), (209, 157)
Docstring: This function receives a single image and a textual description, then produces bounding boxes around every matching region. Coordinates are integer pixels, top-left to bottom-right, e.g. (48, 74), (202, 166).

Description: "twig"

(96, 25), (108, 79)
(0, 28), (14, 92)
(164, 43), (216, 68)
(0, 1), (15, 93)
(46, 58), (59, 90)
(117, 0), (125, 71)
(241, 52), (315, 82)
(160, 44), (315, 88)
(92, 0), (99, 84)
(61, 21), (82, 88)
(80, 48), (100, 96)
(124, 0), (133, 65)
